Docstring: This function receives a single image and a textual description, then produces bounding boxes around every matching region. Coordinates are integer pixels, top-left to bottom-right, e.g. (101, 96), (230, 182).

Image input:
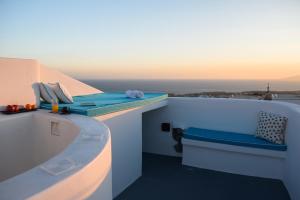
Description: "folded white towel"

(126, 90), (136, 98)
(135, 90), (144, 98)
(126, 90), (144, 99)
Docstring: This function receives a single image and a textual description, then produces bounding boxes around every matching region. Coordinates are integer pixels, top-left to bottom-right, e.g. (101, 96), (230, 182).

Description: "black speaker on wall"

(161, 123), (171, 132)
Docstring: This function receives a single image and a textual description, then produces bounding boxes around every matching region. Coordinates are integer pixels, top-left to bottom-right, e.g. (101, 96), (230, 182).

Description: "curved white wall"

(0, 57), (110, 199)
(0, 112), (112, 200)
(0, 113), (79, 182)
(143, 97), (300, 199)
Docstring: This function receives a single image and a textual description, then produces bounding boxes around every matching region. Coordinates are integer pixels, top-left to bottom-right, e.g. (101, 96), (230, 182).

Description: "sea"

(81, 79), (300, 95)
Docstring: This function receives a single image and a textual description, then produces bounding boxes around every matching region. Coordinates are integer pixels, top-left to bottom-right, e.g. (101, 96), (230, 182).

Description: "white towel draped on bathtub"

(125, 90), (144, 98)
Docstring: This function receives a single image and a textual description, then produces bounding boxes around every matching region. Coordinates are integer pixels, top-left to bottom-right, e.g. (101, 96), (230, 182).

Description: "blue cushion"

(184, 127), (287, 151)
(40, 92), (168, 117)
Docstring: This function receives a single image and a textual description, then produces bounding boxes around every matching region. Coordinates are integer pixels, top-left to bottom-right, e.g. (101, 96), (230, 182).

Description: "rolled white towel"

(135, 90), (144, 98)
(126, 90), (136, 98)
(125, 90), (144, 98)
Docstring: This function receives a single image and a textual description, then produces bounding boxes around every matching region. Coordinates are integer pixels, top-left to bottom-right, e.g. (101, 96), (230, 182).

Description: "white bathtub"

(0, 111), (112, 200)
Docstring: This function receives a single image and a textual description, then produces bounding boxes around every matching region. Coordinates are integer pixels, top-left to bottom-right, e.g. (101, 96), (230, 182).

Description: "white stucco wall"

(0, 58), (40, 109)
(0, 57), (101, 110)
(0, 111), (112, 200)
(143, 98), (291, 156)
(282, 106), (300, 200)
(40, 65), (101, 96)
(96, 110), (142, 198)
(143, 97), (300, 199)
(95, 100), (167, 198)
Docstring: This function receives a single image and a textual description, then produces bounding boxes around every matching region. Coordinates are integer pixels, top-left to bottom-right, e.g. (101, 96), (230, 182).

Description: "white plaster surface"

(40, 65), (101, 96)
(142, 97), (300, 200)
(3, 56), (300, 200)
(0, 57), (101, 110)
(0, 58), (40, 108)
(182, 138), (285, 179)
(0, 57), (167, 200)
(95, 100), (167, 198)
(0, 111), (112, 200)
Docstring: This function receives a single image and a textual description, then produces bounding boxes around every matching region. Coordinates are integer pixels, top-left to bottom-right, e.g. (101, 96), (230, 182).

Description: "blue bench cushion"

(184, 127), (287, 151)
(40, 92), (168, 117)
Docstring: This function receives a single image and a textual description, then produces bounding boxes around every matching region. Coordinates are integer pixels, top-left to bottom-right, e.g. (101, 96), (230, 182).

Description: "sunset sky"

(1, 0), (300, 80)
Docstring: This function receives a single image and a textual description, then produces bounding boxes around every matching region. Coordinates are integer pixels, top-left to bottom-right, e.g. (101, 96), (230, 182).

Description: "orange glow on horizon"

(3, 1), (299, 80)
(55, 59), (300, 80)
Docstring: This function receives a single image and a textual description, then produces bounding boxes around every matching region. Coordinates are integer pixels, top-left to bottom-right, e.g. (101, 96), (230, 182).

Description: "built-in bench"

(184, 127), (287, 151)
(182, 127), (287, 179)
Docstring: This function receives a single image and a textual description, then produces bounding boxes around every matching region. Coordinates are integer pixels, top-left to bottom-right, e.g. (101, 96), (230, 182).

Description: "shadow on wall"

(32, 83), (41, 107)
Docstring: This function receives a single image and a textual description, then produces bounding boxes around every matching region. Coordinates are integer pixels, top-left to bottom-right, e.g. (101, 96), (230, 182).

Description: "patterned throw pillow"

(39, 82), (58, 103)
(49, 82), (73, 104)
(255, 111), (288, 144)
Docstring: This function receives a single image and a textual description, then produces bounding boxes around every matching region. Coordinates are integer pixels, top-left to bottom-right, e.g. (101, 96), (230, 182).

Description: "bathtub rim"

(0, 110), (111, 199)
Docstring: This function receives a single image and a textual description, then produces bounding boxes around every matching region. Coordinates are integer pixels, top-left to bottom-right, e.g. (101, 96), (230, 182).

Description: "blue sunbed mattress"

(40, 92), (168, 117)
(184, 127), (287, 151)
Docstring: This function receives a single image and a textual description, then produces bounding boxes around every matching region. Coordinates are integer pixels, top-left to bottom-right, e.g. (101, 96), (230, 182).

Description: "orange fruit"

(25, 104), (31, 111)
(13, 105), (19, 112)
(6, 105), (13, 112)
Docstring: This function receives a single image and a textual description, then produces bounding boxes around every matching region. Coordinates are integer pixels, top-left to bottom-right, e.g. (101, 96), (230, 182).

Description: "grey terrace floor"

(115, 153), (290, 200)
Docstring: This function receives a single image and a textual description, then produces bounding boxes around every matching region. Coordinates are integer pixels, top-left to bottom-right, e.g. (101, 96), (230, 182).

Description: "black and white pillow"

(49, 82), (73, 104)
(255, 111), (288, 144)
(39, 82), (58, 103)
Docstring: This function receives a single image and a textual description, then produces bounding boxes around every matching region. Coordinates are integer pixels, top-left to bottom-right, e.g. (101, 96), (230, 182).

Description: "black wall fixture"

(161, 123), (171, 132)
(172, 128), (183, 153)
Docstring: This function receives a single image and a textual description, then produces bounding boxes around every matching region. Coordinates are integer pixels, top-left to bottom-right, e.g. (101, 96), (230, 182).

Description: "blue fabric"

(184, 127), (287, 151)
(40, 92), (168, 117)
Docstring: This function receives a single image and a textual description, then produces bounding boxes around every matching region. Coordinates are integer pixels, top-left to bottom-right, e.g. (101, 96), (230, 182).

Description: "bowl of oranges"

(2, 104), (37, 114)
